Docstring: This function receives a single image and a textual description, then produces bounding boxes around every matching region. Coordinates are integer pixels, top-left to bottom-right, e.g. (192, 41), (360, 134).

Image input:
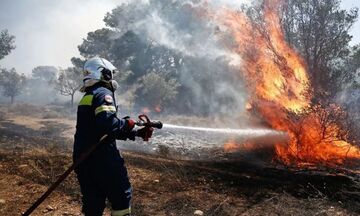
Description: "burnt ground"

(0, 105), (359, 215)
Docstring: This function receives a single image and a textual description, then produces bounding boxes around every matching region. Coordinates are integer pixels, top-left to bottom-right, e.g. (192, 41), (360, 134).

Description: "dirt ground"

(0, 104), (359, 215)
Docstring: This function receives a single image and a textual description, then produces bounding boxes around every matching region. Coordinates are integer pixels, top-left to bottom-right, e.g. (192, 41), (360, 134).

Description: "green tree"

(350, 46), (360, 88)
(330, 45), (360, 90)
(26, 66), (59, 104)
(0, 68), (26, 103)
(76, 0), (182, 82)
(71, 57), (86, 69)
(281, 0), (358, 99)
(0, 29), (15, 60)
(74, 0), (242, 115)
(136, 72), (180, 112)
(32, 66), (58, 82)
(53, 67), (82, 108)
(78, 28), (114, 60)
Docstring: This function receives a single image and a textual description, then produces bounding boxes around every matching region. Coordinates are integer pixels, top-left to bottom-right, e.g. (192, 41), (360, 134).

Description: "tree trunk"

(70, 94), (74, 108)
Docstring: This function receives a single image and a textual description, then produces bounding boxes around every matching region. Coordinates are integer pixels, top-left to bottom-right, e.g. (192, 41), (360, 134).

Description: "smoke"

(336, 86), (360, 143)
(128, 1), (242, 61)
(111, 0), (252, 119)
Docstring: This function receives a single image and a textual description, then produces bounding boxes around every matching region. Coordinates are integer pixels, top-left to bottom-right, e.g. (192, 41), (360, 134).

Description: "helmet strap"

(100, 67), (113, 81)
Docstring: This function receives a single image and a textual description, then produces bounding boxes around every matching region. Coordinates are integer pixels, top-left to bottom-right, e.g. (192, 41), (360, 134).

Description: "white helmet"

(80, 56), (117, 92)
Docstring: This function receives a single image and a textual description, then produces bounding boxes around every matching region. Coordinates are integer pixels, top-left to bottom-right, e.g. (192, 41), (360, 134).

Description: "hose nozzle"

(136, 120), (163, 129)
(135, 114), (163, 129)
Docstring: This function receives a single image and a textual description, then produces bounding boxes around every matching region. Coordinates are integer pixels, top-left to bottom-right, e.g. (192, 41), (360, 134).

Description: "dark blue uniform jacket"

(73, 83), (127, 160)
(73, 83), (132, 213)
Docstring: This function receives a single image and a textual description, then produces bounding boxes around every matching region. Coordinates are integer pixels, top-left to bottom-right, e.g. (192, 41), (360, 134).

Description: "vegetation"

(135, 72), (180, 111)
(53, 67), (82, 108)
(1, 0), (359, 117)
(0, 29), (15, 60)
(1, 1), (360, 215)
(32, 66), (57, 82)
(0, 68), (26, 104)
(281, 0), (359, 100)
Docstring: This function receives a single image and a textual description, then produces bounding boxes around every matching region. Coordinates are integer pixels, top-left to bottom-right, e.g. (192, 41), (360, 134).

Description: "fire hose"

(22, 114), (162, 216)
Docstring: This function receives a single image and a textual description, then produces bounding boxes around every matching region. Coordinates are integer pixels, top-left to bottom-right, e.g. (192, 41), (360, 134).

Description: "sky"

(0, 0), (123, 74)
(0, 0), (359, 75)
(341, 0), (360, 45)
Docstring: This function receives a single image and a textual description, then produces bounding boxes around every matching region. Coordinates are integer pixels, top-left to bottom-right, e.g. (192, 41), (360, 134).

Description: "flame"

(141, 107), (151, 114)
(155, 105), (162, 113)
(245, 102), (252, 110)
(224, 140), (240, 152)
(218, 0), (360, 166)
(224, 140), (260, 153)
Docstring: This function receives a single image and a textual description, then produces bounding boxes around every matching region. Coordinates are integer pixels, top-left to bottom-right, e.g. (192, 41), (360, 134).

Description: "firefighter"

(73, 57), (151, 216)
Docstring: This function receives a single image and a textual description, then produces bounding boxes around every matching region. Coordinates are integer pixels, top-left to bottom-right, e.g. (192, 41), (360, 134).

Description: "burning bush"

(272, 104), (359, 166)
(216, 0), (360, 167)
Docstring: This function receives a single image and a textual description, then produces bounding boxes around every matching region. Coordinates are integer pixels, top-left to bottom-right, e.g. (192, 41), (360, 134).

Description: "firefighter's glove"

(122, 116), (136, 131)
(116, 116), (136, 141)
(136, 126), (153, 141)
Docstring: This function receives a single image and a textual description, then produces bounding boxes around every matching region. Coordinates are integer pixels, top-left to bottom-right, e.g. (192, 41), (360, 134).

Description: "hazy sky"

(0, 0), (359, 75)
(0, 0), (122, 74)
(341, 0), (360, 45)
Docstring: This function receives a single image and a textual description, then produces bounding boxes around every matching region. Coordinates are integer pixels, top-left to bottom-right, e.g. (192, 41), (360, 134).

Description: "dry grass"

(0, 104), (359, 215)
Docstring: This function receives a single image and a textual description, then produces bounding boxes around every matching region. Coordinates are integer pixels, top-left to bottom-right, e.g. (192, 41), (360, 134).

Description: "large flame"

(219, 0), (360, 166)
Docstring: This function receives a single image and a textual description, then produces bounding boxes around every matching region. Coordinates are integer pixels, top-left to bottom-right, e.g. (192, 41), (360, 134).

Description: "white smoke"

(129, 1), (242, 64)
(109, 0), (251, 117)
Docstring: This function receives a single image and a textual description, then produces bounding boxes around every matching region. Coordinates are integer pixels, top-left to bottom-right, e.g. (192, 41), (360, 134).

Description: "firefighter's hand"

(136, 127), (153, 141)
(116, 117), (136, 141)
(122, 116), (135, 131)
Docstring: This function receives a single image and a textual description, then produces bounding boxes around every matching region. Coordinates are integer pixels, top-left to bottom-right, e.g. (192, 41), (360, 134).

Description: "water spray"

(163, 123), (284, 137)
(127, 123), (289, 161)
